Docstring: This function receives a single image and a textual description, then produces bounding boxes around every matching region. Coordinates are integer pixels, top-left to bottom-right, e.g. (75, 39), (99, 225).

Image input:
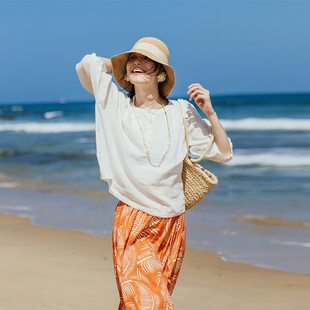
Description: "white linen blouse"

(76, 53), (232, 218)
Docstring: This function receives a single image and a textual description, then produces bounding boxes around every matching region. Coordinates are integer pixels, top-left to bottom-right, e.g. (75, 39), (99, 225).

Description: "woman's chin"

(130, 77), (157, 87)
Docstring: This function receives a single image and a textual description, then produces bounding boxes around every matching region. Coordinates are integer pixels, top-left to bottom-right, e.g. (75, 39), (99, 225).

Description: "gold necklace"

(132, 98), (171, 166)
(161, 98), (171, 139)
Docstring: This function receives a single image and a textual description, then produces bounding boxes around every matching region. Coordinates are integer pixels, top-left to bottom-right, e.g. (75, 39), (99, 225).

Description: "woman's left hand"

(187, 83), (215, 116)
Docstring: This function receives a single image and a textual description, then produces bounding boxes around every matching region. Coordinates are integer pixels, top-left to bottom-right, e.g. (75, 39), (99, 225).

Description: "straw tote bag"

(178, 100), (218, 211)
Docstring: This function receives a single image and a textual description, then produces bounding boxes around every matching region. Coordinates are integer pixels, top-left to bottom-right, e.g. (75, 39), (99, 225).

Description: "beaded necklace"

(132, 98), (171, 166)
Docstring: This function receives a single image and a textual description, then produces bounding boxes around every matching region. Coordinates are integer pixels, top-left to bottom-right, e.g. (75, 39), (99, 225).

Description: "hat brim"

(111, 50), (175, 97)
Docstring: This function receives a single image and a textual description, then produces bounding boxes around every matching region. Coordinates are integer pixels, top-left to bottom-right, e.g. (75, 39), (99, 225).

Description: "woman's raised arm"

(187, 83), (232, 158)
(99, 57), (112, 73)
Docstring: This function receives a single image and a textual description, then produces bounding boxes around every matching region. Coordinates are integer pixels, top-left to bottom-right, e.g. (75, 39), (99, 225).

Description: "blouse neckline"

(130, 99), (172, 114)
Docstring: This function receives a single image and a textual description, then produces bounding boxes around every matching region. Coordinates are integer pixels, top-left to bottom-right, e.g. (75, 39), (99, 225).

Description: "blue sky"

(0, 0), (309, 103)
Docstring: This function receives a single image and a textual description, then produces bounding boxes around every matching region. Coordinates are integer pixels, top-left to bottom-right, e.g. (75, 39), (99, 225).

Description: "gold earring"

(124, 73), (130, 82)
(157, 72), (166, 83)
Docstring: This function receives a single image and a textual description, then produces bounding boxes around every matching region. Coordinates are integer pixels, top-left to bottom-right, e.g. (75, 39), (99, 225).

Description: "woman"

(76, 37), (232, 310)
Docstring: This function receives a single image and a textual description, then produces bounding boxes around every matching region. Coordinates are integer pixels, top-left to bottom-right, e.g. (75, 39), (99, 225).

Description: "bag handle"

(179, 99), (214, 163)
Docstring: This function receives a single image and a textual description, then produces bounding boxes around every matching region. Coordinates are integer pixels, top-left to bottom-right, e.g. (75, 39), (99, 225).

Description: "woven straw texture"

(111, 37), (175, 97)
(182, 155), (218, 211)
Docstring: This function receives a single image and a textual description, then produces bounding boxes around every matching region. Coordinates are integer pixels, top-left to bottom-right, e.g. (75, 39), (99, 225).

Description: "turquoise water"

(0, 93), (310, 273)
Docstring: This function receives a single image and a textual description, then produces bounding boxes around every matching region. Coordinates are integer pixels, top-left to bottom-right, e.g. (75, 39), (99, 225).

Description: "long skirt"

(112, 201), (186, 310)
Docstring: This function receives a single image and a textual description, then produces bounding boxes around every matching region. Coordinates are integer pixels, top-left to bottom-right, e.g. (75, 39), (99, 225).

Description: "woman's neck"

(134, 86), (163, 110)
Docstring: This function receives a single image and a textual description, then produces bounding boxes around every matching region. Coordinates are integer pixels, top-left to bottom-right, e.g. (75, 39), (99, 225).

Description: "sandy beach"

(1, 213), (309, 310)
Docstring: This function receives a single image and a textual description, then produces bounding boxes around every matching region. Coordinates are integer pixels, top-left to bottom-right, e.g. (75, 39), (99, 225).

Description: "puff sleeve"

(184, 100), (233, 163)
(76, 53), (122, 106)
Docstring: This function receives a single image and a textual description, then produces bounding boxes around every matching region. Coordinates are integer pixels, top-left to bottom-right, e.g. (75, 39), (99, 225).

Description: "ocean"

(0, 93), (310, 274)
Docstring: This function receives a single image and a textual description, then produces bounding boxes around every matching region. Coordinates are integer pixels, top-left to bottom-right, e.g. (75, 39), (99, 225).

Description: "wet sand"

(1, 213), (309, 310)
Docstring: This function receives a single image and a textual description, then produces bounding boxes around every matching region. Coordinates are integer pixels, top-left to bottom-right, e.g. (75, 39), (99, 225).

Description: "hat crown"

(111, 37), (175, 97)
(131, 37), (170, 65)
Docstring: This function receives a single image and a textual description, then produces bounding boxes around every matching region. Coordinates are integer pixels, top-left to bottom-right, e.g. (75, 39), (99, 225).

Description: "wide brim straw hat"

(111, 37), (175, 97)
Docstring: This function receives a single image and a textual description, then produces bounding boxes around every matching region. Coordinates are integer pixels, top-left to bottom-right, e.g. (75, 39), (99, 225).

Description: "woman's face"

(126, 52), (158, 86)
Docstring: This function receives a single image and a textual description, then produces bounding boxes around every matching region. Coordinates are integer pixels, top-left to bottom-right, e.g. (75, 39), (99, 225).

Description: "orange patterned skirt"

(112, 201), (186, 310)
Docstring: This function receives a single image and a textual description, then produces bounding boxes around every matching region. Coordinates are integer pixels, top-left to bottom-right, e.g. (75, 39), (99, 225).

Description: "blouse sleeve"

(184, 100), (233, 163)
(75, 53), (123, 105)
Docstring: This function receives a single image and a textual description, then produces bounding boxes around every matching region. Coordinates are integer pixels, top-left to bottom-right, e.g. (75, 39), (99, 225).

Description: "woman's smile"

(131, 67), (145, 74)
(126, 52), (157, 83)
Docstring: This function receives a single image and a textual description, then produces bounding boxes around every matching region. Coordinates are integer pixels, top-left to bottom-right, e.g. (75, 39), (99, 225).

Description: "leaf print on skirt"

(113, 201), (186, 310)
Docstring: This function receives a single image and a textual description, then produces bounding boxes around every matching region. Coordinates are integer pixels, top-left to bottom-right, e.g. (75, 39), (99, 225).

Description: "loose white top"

(76, 53), (232, 217)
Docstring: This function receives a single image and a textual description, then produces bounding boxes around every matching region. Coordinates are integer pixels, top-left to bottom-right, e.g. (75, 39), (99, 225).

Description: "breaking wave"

(0, 122), (95, 133)
(226, 148), (310, 168)
(221, 118), (310, 131)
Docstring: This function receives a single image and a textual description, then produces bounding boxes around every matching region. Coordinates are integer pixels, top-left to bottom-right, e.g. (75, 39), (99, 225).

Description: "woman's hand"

(187, 83), (215, 116)
(187, 83), (232, 158)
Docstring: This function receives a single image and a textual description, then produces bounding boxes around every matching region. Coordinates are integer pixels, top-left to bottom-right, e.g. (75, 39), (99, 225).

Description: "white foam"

(0, 122), (95, 133)
(44, 111), (64, 119)
(0, 182), (18, 188)
(1, 117), (309, 133)
(227, 150), (310, 167)
(0, 205), (33, 211)
(10, 106), (24, 112)
(271, 239), (310, 248)
(221, 118), (310, 131)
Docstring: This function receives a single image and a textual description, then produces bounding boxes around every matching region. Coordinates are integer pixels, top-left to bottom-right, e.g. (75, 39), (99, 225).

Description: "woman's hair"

(126, 60), (167, 100)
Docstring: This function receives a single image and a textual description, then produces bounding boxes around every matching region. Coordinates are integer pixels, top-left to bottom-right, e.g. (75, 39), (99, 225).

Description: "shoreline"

(1, 179), (310, 275)
(1, 213), (310, 310)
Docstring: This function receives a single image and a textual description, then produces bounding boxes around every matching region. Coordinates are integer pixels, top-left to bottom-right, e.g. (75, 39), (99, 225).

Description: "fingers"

(189, 90), (204, 103)
(187, 84), (200, 101)
(187, 83), (210, 102)
(188, 83), (205, 93)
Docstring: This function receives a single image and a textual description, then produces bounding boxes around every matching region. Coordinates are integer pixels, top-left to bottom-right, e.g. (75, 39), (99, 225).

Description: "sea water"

(0, 93), (309, 273)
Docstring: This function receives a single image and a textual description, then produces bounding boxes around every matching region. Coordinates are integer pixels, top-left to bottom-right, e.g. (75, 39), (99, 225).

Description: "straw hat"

(111, 37), (175, 97)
